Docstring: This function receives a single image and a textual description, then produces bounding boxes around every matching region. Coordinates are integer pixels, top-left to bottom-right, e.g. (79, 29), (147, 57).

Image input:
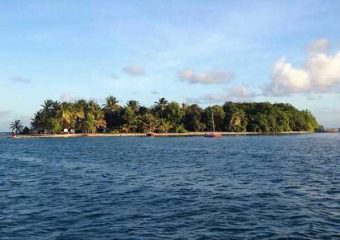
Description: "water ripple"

(0, 134), (339, 239)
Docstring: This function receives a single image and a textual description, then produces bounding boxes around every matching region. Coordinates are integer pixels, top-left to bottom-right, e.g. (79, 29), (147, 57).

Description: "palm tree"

(56, 102), (73, 129)
(41, 99), (54, 112)
(31, 111), (44, 131)
(103, 96), (119, 130)
(71, 102), (85, 130)
(85, 101), (106, 132)
(10, 120), (23, 134)
(83, 113), (97, 133)
(154, 98), (169, 131)
(70, 99), (87, 132)
(229, 114), (241, 131)
(41, 100), (59, 120)
(140, 113), (159, 133)
(155, 97), (168, 111)
(95, 111), (107, 130)
(229, 111), (246, 132)
(103, 96), (119, 113)
(126, 100), (140, 113)
(154, 97), (168, 119)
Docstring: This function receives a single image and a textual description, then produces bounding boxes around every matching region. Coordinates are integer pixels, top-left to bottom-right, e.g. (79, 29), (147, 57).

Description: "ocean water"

(0, 132), (10, 138)
(0, 134), (339, 239)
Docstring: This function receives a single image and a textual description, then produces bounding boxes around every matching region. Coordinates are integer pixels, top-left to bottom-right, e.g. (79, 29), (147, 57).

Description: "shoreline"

(13, 131), (311, 139)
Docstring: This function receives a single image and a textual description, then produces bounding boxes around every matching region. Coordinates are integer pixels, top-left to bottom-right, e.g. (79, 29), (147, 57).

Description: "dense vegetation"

(22, 96), (319, 134)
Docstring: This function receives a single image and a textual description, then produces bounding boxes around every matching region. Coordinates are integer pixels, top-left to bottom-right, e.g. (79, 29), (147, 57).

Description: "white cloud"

(268, 39), (340, 95)
(270, 58), (310, 95)
(228, 85), (248, 98)
(11, 76), (31, 83)
(307, 51), (340, 89)
(186, 85), (257, 104)
(178, 69), (234, 85)
(227, 85), (259, 100)
(201, 93), (227, 104)
(122, 65), (145, 76)
(307, 38), (330, 54)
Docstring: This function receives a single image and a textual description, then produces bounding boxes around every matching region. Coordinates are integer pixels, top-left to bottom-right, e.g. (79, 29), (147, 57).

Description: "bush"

(21, 126), (30, 134)
(175, 125), (188, 133)
(109, 130), (121, 134)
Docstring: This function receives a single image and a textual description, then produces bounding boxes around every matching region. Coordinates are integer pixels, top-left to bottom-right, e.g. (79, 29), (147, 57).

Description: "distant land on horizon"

(6, 97), (323, 135)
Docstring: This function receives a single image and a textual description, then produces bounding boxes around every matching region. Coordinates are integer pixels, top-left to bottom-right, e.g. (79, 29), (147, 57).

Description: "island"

(9, 97), (320, 137)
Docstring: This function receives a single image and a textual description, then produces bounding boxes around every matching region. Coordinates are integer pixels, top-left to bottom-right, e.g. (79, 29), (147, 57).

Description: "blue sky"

(1, 0), (340, 131)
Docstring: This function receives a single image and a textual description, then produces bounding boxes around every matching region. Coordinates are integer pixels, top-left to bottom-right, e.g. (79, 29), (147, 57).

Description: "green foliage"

(223, 102), (247, 132)
(164, 102), (184, 130)
(21, 126), (30, 134)
(139, 112), (159, 133)
(183, 104), (204, 132)
(31, 99), (106, 133)
(174, 124), (188, 133)
(83, 113), (97, 133)
(29, 97), (319, 134)
(46, 118), (61, 134)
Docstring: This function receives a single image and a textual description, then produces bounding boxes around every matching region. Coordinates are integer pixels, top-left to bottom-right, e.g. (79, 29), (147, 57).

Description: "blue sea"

(0, 134), (339, 239)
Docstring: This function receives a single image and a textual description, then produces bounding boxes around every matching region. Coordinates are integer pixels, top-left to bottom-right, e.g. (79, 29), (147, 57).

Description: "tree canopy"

(29, 97), (319, 134)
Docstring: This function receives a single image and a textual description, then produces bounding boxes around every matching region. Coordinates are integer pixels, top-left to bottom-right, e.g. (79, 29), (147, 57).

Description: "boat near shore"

(6, 133), (17, 139)
(204, 107), (222, 138)
(146, 132), (155, 137)
(205, 132), (222, 138)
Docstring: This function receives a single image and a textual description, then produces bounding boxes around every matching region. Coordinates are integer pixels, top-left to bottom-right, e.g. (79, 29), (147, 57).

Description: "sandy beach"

(14, 131), (311, 138)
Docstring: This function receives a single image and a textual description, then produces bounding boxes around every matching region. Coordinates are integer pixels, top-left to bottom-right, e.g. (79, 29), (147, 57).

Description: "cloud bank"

(0, 110), (12, 118)
(122, 65), (145, 76)
(178, 69), (234, 84)
(269, 39), (340, 95)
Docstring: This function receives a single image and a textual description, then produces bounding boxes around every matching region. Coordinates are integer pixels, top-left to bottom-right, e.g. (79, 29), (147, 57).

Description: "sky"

(1, 0), (340, 131)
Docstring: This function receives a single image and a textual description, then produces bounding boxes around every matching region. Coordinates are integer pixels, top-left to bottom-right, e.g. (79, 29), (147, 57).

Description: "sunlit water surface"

(1, 134), (339, 239)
